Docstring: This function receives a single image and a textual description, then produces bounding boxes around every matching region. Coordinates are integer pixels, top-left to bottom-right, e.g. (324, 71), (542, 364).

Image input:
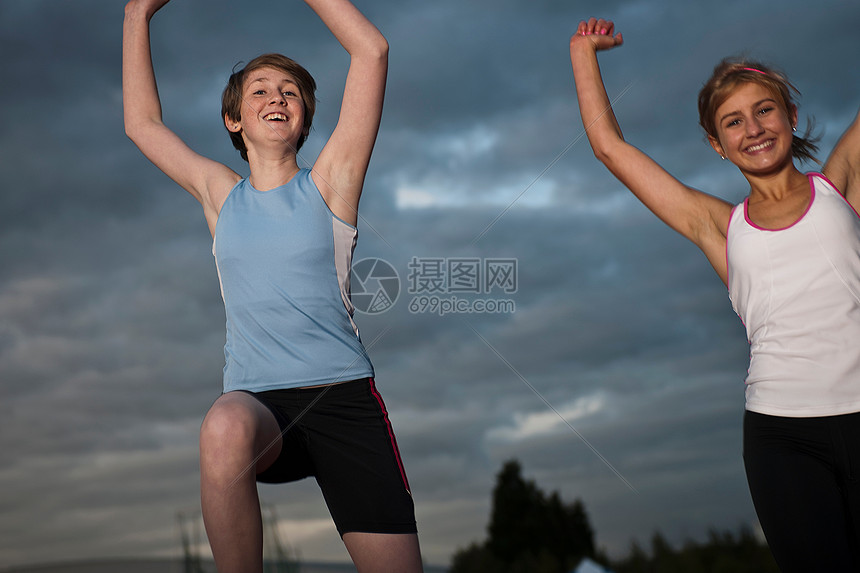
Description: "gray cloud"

(1, 0), (858, 568)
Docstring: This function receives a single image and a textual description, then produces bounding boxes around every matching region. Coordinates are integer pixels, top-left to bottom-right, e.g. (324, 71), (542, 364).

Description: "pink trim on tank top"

(815, 171), (860, 218)
(743, 174), (816, 231)
(725, 203), (740, 293)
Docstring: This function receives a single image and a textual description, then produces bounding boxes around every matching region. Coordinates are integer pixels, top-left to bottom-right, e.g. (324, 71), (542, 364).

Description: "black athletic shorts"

(241, 378), (417, 536)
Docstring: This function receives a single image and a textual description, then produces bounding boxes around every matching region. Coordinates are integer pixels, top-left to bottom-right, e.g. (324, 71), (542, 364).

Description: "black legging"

(744, 410), (860, 572)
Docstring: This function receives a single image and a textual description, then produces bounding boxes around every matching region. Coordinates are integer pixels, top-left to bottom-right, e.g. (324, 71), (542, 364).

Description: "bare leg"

(342, 532), (424, 573)
(199, 392), (282, 573)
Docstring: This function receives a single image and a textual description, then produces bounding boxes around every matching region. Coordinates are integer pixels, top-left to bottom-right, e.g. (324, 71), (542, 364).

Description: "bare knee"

(201, 396), (255, 448)
(199, 393), (279, 485)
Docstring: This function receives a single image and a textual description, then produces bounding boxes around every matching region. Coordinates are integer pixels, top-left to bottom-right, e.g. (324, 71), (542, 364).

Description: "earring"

(721, 155), (727, 160)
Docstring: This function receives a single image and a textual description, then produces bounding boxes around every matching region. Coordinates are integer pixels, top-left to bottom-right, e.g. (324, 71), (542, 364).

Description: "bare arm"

(123, 0), (239, 233)
(822, 107), (860, 209)
(570, 18), (733, 283)
(304, 0), (389, 226)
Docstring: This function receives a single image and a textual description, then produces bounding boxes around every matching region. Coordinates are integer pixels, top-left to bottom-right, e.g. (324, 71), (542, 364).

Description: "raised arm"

(123, 0), (238, 233)
(304, 0), (389, 226)
(571, 19), (733, 283)
(823, 108), (860, 210)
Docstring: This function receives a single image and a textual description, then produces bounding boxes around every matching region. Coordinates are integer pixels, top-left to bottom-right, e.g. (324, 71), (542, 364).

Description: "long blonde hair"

(697, 58), (819, 164)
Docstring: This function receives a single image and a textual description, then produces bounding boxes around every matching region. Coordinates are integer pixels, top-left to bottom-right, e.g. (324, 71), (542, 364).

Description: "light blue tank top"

(213, 169), (374, 392)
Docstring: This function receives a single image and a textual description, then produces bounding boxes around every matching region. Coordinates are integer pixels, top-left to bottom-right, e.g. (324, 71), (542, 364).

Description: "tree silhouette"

(450, 459), (602, 573)
(611, 525), (780, 573)
(450, 459), (781, 573)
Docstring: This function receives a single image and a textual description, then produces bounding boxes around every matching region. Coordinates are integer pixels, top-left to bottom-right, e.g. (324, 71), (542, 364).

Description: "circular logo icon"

(350, 258), (400, 314)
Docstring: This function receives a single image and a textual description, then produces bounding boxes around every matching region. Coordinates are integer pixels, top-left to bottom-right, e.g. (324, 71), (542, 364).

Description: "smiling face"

(221, 54), (317, 162)
(708, 82), (797, 175)
(224, 67), (307, 158)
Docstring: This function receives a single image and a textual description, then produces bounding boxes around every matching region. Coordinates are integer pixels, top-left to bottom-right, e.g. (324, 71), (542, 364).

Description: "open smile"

(263, 112), (288, 122)
(744, 139), (774, 154)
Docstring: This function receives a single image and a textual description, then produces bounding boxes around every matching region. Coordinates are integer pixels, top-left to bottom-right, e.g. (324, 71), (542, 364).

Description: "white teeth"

(264, 113), (287, 121)
(746, 140), (773, 153)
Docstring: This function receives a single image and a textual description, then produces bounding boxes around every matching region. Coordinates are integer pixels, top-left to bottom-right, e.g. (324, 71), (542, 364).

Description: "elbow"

(123, 115), (156, 147)
(124, 121), (138, 143)
(590, 141), (619, 168)
(587, 135), (625, 168)
(369, 35), (389, 62)
(592, 146), (611, 166)
(355, 36), (388, 72)
(352, 35), (388, 69)
(124, 117), (143, 144)
(363, 25), (389, 60)
(595, 149), (627, 175)
(347, 29), (388, 64)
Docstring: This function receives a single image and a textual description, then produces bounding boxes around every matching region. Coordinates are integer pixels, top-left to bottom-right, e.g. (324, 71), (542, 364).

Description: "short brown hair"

(221, 54), (317, 161)
(697, 58), (819, 164)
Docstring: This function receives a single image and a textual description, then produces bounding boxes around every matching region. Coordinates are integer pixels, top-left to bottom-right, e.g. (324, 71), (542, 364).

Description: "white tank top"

(727, 173), (860, 417)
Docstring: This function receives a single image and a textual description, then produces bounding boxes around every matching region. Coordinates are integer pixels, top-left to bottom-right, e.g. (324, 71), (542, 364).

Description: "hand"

(571, 18), (623, 52)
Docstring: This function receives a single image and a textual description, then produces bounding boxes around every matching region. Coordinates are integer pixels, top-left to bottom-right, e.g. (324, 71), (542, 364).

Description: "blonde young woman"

(570, 17), (860, 572)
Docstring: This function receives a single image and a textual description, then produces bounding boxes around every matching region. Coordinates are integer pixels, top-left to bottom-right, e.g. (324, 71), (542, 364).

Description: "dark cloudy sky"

(2, 0), (859, 569)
